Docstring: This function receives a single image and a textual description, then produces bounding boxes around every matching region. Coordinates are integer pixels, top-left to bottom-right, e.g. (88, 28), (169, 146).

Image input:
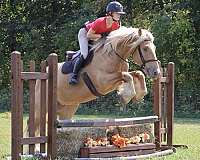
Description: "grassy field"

(0, 112), (200, 160)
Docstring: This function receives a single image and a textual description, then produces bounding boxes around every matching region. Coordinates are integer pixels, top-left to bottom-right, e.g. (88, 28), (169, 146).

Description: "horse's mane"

(92, 27), (154, 54)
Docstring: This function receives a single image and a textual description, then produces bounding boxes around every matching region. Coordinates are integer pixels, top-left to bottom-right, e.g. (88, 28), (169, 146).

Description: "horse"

(33, 27), (160, 138)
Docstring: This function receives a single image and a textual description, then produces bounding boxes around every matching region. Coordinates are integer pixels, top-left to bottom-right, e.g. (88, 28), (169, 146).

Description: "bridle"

(137, 40), (159, 69)
(110, 39), (158, 70)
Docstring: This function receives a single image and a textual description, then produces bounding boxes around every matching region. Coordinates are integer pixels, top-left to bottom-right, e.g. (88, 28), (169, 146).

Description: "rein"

(110, 40), (158, 70)
(110, 44), (129, 63)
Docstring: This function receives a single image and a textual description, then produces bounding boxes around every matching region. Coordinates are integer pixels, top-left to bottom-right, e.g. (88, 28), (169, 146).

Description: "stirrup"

(69, 78), (78, 85)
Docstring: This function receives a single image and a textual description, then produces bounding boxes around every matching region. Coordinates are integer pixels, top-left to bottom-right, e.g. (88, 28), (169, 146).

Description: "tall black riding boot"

(69, 55), (84, 85)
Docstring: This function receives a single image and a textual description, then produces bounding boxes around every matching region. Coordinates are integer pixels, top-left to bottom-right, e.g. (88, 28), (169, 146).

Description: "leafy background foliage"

(0, 0), (199, 118)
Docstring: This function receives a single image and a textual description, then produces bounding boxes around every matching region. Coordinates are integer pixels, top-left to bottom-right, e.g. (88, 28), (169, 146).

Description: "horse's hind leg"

(57, 103), (79, 120)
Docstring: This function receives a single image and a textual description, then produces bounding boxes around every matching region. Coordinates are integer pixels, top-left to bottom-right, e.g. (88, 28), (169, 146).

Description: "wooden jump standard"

(11, 51), (57, 160)
(11, 51), (175, 159)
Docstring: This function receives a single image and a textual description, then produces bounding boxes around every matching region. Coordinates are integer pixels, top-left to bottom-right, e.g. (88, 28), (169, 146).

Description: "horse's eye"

(143, 47), (148, 52)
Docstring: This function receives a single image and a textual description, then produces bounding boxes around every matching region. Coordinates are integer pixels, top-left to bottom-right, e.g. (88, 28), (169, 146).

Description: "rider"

(69, 1), (126, 85)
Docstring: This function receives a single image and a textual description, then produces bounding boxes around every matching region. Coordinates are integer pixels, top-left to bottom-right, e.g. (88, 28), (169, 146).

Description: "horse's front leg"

(117, 72), (136, 105)
(129, 70), (147, 102)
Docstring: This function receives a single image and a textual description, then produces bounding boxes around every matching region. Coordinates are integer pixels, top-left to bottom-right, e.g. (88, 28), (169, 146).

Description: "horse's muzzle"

(145, 67), (161, 79)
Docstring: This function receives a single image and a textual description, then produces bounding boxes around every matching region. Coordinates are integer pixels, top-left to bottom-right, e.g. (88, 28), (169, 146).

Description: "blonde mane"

(92, 27), (154, 54)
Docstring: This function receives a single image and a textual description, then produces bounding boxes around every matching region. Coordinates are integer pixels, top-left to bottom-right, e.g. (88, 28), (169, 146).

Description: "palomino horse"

(33, 27), (160, 135)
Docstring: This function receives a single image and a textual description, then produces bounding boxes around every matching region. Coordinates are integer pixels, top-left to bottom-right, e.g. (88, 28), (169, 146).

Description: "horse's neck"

(92, 51), (121, 72)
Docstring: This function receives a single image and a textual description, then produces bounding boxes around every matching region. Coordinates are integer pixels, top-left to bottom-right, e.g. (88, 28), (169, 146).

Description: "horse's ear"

(138, 28), (142, 36)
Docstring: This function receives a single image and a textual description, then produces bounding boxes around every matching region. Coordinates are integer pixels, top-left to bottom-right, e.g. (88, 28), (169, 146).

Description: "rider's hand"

(90, 34), (101, 41)
(101, 32), (110, 37)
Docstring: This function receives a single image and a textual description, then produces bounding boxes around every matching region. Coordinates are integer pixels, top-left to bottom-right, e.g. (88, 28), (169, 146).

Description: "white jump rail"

(56, 116), (159, 128)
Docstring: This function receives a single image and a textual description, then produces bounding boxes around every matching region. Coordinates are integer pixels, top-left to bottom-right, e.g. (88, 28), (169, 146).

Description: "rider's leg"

(69, 55), (84, 85)
(69, 28), (88, 85)
(78, 28), (89, 59)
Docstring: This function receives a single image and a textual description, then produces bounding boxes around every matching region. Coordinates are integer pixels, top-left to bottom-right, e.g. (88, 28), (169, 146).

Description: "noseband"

(110, 40), (158, 70)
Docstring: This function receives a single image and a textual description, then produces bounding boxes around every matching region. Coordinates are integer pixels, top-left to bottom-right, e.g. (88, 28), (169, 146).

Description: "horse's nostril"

(154, 71), (158, 76)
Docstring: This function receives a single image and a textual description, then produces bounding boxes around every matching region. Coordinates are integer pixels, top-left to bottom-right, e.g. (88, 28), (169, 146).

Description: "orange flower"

(143, 133), (150, 140)
(111, 134), (129, 148)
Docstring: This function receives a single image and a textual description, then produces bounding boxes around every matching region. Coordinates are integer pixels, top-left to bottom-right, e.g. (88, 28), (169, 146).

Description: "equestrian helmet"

(106, 1), (125, 15)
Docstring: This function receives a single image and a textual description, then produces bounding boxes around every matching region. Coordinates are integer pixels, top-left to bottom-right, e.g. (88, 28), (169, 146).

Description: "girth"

(81, 72), (104, 97)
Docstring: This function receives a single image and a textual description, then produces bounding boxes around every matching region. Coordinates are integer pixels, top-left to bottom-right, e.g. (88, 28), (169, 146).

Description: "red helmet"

(106, 1), (125, 15)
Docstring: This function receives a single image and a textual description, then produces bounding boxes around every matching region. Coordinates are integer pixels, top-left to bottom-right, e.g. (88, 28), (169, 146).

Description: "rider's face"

(112, 12), (121, 21)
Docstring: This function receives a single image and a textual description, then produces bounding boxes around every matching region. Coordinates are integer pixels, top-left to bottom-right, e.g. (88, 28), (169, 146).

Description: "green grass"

(1, 113), (200, 160)
(156, 118), (200, 160)
(0, 112), (11, 159)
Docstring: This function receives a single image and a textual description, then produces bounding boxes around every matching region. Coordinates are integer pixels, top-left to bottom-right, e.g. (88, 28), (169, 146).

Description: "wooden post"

(47, 53), (58, 159)
(20, 60), (24, 154)
(163, 71), (167, 142)
(153, 73), (162, 150)
(11, 51), (23, 160)
(40, 61), (47, 152)
(29, 61), (36, 154)
(167, 62), (174, 147)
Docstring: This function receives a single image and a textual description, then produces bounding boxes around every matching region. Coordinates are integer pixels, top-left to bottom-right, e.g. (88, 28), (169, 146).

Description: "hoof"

(117, 94), (127, 105)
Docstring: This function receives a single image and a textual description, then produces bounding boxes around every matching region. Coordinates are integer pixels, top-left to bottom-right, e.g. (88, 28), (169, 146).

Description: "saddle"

(61, 41), (104, 97)
(61, 49), (94, 74)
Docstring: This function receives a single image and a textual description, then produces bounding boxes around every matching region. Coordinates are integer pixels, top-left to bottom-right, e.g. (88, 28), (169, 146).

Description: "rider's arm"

(87, 28), (102, 40)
